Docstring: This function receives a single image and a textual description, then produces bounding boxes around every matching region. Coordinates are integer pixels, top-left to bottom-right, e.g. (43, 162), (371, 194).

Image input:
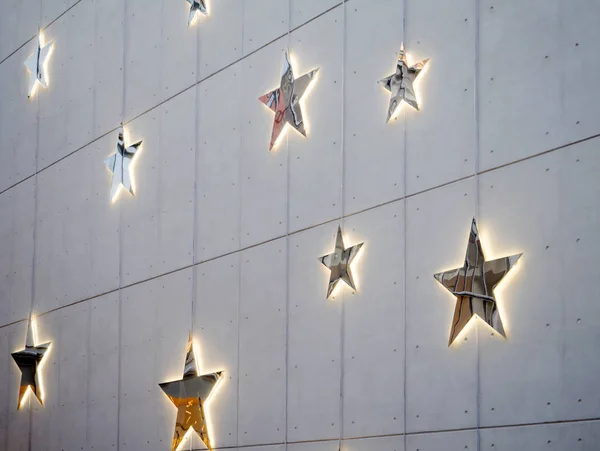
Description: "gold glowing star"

(160, 335), (223, 451)
(186, 0), (208, 27)
(24, 31), (54, 98)
(379, 44), (429, 121)
(11, 320), (51, 409)
(434, 219), (522, 346)
(104, 127), (142, 203)
(259, 51), (319, 151)
(319, 226), (364, 299)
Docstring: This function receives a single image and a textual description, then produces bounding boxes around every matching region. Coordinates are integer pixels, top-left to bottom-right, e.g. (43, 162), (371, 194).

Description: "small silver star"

(11, 320), (51, 409)
(319, 226), (364, 299)
(24, 31), (54, 98)
(187, 0), (208, 27)
(259, 51), (319, 151)
(104, 127), (142, 203)
(379, 44), (429, 122)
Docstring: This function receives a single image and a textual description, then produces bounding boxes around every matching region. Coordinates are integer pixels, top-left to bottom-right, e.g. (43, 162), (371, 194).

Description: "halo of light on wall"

(104, 126), (143, 204)
(159, 334), (224, 451)
(24, 30), (54, 98)
(259, 51), (319, 151)
(319, 225), (364, 299)
(379, 44), (429, 122)
(11, 319), (51, 410)
(433, 218), (522, 346)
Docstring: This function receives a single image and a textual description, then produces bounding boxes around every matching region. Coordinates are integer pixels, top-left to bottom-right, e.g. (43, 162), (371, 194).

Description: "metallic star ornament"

(319, 226), (364, 299)
(259, 51), (319, 151)
(104, 127), (142, 203)
(434, 219), (522, 346)
(24, 31), (54, 98)
(11, 320), (51, 409)
(379, 44), (429, 122)
(159, 335), (223, 451)
(187, 0), (208, 27)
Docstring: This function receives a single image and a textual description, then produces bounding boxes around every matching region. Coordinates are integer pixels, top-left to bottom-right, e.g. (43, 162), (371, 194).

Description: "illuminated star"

(160, 334), (223, 451)
(11, 320), (50, 409)
(434, 219), (522, 346)
(24, 31), (54, 98)
(319, 226), (364, 299)
(186, 0), (207, 27)
(104, 127), (142, 203)
(259, 51), (319, 151)
(379, 44), (429, 121)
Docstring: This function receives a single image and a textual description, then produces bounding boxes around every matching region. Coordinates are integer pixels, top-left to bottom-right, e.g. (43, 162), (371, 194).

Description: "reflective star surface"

(379, 45), (429, 122)
(259, 51), (319, 151)
(187, 0), (208, 27)
(160, 335), (223, 451)
(104, 127), (142, 203)
(24, 31), (54, 98)
(11, 321), (50, 409)
(319, 226), (364, 299)
(434, 219), (522, 346)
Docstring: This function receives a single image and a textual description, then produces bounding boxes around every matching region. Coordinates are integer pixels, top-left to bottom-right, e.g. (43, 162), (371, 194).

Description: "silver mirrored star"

(160, 334), (223, 451)
(11, 320), (51, 409)
(379, 44), (429, 122)
(187, 0), (208, 27)
(434, 219), (522, 346)
(104, 127), (142, 203)
(259, 51), (319, 151)
(319, 226), (364, 299)
(24, 30), (54, 98)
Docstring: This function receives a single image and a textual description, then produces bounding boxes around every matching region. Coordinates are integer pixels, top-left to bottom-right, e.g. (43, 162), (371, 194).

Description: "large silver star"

(186, 0), (208, 27)
(104, 127), (142, 203)
(319, 226), (364, 299)
(11, 320), (51, 409)
(24, 31), (54, 98)
(379, 44), (429, 122)
(159, 334), (223, 451)
(434, 219), (522, 346)
(259, 51), (319, 151)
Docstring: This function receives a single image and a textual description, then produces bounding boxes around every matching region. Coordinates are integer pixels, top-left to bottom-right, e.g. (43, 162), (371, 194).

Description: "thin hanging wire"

(26, 5), (46, 448)
(284, 3), (292, 451)
(401, 0), (409, 448)
(337, 2), (347, 450)
(473, 0), (482, 449)
(116, 0), (129, 448)
(189, 6), (203, 451)
(190, 0), (202, 355)
(234, 3), (245, 451)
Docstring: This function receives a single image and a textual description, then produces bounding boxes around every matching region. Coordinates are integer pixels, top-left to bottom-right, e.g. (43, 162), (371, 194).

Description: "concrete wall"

(1, 0), (599, 450)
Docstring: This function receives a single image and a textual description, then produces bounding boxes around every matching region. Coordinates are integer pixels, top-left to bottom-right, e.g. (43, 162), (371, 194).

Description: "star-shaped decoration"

(104, 127), (142, 203)
(259, 51), (319, 151)
(160, 334), (223, 451)
(24, 30), (54, 98)
(319, 226), (364, 299)
(379, 44), (429, 122)
(11, 320), (51, 409)
(186, 0), (208, 27)
(434, 219), (522, 346)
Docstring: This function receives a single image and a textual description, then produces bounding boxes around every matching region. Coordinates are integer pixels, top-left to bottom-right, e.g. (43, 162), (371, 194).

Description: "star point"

(187, 0), (208, 27)
(434, 219), (522, 346)
(259, 51), (319, 151)
(379, 45), (429, 121)
(24, 31), (54, 98)
(160, 334), (223, 451)
(319, 226), (364, 299)
(11, 320), (50, 409)
(104, 127), (142, 203)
